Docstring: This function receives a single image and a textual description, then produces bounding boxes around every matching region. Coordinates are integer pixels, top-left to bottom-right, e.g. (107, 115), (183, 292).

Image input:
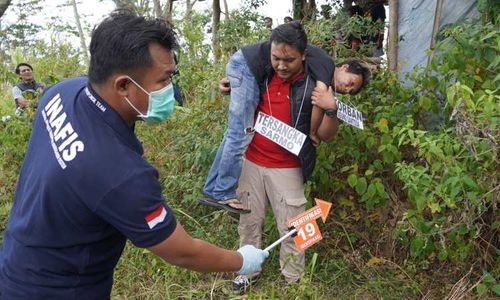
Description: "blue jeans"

(203, 50), (260, 201)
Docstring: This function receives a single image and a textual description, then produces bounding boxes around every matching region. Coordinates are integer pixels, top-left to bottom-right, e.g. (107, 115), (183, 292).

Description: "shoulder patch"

(145, 205), (167, 229)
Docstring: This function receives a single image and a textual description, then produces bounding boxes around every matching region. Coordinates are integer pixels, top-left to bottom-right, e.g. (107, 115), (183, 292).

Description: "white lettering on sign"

(337, 100), (364, 130)
(297, 232), (322, 251)
(289, 207), (322, 228)
(42, 93), (85, 169)
(253, 112), (306, 156)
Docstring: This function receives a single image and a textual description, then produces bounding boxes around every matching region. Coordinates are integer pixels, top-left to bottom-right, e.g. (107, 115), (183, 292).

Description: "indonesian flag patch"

(145, 205), (167, 229)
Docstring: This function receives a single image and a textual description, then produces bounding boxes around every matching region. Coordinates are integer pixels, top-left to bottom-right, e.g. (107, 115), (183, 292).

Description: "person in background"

(320, 4), (332, 19)
(173, 52), (184, 106)
(367, 0), (386, 57)
(349, 1), (364, 17)
(0, 10), (268, 300)
(347, 1), (365, 52)
(348, 0), (385, 56)
(12, 62), (45, 115)
(173, 83), (183, 106)
(264, 16), (273, 30)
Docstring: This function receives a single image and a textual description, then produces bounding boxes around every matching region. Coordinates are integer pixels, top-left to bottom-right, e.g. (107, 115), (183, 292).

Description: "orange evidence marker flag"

(287, 198), (332, 252)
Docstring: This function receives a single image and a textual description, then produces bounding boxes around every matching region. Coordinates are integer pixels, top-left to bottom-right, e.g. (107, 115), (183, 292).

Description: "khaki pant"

(237, 159), (306, 282)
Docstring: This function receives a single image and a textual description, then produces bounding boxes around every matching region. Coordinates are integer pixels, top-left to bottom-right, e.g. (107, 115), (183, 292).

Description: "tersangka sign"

(253, 112), (306, 156)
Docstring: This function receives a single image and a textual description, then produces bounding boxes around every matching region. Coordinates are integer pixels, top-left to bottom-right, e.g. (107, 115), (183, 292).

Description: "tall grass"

(0, 10), (498, 299)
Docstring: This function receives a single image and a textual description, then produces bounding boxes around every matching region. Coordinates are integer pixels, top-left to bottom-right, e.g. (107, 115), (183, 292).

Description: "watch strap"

(325, 109), (337, 117)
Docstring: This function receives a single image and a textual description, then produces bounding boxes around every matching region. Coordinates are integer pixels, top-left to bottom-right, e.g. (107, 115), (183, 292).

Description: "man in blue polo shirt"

(0, 11), (268, 299)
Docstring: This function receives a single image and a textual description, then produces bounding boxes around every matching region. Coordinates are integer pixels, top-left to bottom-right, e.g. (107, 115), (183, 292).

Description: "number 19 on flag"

(286, 198), (331, 252)
(265, 199), (332, 253)
(293, 219), (323, 252)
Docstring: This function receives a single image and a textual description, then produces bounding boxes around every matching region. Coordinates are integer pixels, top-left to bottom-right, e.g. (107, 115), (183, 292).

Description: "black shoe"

(232, 274), (258, 294)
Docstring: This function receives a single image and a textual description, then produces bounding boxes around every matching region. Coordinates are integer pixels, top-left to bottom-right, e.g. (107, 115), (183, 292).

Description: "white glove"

(237, 245), (269, 275)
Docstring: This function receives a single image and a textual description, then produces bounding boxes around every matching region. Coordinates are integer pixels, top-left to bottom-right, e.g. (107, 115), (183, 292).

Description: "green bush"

(306, 10), (384, 58)
(308, 15), (498, 283)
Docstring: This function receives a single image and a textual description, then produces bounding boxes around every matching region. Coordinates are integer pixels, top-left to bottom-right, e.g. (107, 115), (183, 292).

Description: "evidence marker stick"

(264, 227), (297, 252)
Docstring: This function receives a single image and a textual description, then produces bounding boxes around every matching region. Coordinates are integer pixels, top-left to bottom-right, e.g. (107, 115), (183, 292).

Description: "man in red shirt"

(232, 21), (343, 292)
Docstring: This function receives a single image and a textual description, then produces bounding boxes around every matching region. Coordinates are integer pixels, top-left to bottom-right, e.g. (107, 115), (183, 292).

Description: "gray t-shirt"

(12, 86), (22, 100)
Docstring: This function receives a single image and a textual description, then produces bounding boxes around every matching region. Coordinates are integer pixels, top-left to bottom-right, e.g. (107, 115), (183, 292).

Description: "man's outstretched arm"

(148, 222), (268, 274)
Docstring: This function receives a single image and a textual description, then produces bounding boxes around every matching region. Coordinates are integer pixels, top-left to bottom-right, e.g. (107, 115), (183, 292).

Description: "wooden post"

(212, 0), (221, 63)
(427, 0), (443, 66)
(388, 0), (398, 72)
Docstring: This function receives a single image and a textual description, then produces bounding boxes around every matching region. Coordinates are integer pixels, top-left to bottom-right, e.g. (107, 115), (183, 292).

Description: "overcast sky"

(2, 0), (331, 48)
(4, 0), (333, 29)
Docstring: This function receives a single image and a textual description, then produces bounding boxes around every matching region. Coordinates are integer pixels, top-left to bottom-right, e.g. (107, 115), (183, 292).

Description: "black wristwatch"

(325, 108), (337, 117)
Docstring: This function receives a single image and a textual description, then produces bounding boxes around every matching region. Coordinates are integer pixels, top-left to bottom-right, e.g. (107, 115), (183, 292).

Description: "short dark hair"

(270, 21), (307, 54)
(15, 63), (33, 75)
(88, 10), (178, 84)
(336, 60), (370, 94)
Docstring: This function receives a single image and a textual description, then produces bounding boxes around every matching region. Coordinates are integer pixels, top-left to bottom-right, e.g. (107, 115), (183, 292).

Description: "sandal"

(198, 197), (251, 214)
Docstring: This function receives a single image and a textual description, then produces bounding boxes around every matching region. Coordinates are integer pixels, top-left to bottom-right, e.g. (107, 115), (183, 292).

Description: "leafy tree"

(215, 8), (268, 60)
(478, 0), (500, 24)
(242, 0), (267, 9)
(2, 0), (43, 54)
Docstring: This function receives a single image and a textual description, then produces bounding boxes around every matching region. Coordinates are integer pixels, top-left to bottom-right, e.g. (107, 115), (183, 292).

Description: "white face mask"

(124, 76), (175, 124)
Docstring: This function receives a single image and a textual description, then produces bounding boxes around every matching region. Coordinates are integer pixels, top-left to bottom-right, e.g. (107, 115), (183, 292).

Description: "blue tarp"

(397, 0), (479, 84)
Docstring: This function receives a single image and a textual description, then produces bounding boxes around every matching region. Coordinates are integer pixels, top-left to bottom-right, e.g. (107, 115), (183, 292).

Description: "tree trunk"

(307, 0), (316, 21)
(343, 0), (351, 11)
(165, 0), (174, 23)
(343, 0), (352, 15)
(153, 0), (162, 18)
(388, 0), (398, 72)
(0, 0), (11, 19)
(292, 0), (302, 20)
(212, 0), (221, 62)
(185, 0), (199, 22)
(223, 0), (228, 17)
(293, 0), (316, 22)
(113, 0), (136, 12)
(70, 0), (89, 65)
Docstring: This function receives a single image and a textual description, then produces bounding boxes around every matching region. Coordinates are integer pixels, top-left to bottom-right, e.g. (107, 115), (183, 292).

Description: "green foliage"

(0, 84), (35, 239)
(242, 0), (268, 10)
(2, 0), (44, 52)
(173, 11), (223, 105)
(477, 0), (500, 23)
(1, 41), (86, 86)
(306, 9), (384, 58)
(308, 16), (498, 276)
(216, 8), (270, 59)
